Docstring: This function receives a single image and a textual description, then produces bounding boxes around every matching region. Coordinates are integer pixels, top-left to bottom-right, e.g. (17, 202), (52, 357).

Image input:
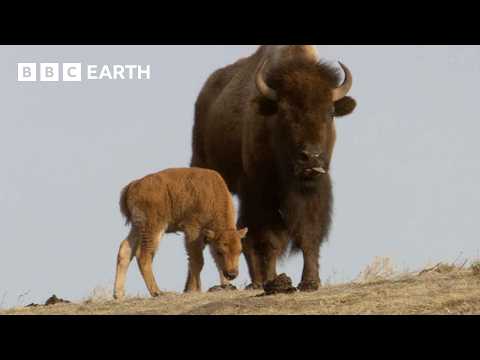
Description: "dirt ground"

(3, 264), (480, 315)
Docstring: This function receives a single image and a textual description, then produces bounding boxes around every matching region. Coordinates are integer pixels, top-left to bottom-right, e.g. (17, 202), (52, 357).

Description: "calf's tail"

(119, 183), (132, 225)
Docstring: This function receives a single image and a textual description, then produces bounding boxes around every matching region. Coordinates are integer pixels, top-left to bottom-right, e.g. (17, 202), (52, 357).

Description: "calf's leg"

(113, 229), (139, 300)
(184, 231), (205, 293)
(136, 227), (165, 297)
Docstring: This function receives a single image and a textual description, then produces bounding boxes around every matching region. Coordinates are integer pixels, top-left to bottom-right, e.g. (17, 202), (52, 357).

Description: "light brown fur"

(113, 168), (247, 300)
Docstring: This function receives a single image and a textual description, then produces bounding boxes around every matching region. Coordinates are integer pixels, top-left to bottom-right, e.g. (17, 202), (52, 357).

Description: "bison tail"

(119, 183), (132, 226)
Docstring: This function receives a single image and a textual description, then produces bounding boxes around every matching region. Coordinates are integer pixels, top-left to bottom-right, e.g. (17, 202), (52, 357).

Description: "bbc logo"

(18, 63), (82, 82)
(17, 63), (151, 82)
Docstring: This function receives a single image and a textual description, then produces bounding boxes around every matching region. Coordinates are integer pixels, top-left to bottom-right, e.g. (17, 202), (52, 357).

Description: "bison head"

(254, 58), (357, 187)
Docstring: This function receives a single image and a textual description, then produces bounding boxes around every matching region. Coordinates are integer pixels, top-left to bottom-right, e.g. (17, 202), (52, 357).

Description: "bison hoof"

(208, 284), (238, 293)
(245, 283), (263, 290)
(297, 280), (321, 292)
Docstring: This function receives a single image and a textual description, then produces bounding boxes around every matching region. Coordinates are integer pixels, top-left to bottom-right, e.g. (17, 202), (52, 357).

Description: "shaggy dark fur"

(191, 46), (357, 291)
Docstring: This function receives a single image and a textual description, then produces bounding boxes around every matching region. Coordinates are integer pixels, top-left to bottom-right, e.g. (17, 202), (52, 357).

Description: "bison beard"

(280, 176), (333, 290)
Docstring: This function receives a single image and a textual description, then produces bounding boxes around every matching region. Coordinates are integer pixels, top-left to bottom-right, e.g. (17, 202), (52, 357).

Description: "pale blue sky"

(1, 45), (479, 308)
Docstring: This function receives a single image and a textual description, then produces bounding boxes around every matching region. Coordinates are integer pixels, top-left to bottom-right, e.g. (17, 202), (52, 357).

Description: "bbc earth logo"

(17, 63), (151, 82)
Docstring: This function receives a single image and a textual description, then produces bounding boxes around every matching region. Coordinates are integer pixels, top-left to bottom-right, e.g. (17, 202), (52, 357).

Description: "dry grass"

(82, 285), (115, 305)
(471, 261), (480, 276)
(3, 259), (480, 315)
(354, 257), (396, 283)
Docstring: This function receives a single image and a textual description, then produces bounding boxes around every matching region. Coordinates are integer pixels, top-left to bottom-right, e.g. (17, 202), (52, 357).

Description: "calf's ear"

(237, 228), (248, 238)
(334, 96), (357, 117)
(202, 229), (216, 242)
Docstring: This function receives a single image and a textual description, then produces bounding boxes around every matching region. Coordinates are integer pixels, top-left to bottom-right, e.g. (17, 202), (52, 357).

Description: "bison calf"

(113, 168), (248, 300)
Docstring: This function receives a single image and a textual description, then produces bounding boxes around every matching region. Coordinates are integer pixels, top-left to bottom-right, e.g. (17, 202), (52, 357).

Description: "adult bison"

(191, 45), (357, 291)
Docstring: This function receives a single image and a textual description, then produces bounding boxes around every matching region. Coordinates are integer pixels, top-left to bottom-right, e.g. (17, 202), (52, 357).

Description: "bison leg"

(262, 227), (289, 283)
(239, 186), (288, 289)
(184, 238), (205, 293)
(113, 229), (139, 300)
(283, 181), (332, 292)
(242, 232), (265, 289)
(242, 227), (287, 289)
(136, 227), (164, 298)
(297, 244), (321, 292)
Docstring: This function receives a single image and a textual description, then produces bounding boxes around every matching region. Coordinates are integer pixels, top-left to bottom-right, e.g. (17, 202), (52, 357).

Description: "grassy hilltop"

(3, 260), (480, 315)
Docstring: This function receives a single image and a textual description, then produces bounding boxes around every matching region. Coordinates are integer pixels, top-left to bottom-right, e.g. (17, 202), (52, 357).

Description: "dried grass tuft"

(355, 257), (396, 283)
(471, 261), (480, 276)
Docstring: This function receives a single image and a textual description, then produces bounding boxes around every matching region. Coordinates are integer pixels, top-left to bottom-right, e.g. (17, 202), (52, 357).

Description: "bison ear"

(237, 227), (248, 238)
(202, 229), (216, 242)
(334, 96), (357, 117)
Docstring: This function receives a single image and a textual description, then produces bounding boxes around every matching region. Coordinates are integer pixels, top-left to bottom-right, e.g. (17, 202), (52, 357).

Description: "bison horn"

(255, 60), (278, 101)
(332, 62), (353, 102)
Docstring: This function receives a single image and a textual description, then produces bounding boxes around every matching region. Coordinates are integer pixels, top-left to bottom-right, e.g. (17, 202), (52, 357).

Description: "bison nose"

(297, 149), (328, 176)
(299, 150), (322, 163)
(223, 270), (238, 281)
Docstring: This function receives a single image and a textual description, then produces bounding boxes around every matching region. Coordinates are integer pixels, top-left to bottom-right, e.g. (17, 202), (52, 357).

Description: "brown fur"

(113, 168), (247, 300)
(191, 45), (357, 291)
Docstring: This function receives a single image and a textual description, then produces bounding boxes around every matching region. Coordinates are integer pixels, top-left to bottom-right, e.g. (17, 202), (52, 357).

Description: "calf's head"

(255, 59), (357, 185)
(203, 228), (248, 280)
